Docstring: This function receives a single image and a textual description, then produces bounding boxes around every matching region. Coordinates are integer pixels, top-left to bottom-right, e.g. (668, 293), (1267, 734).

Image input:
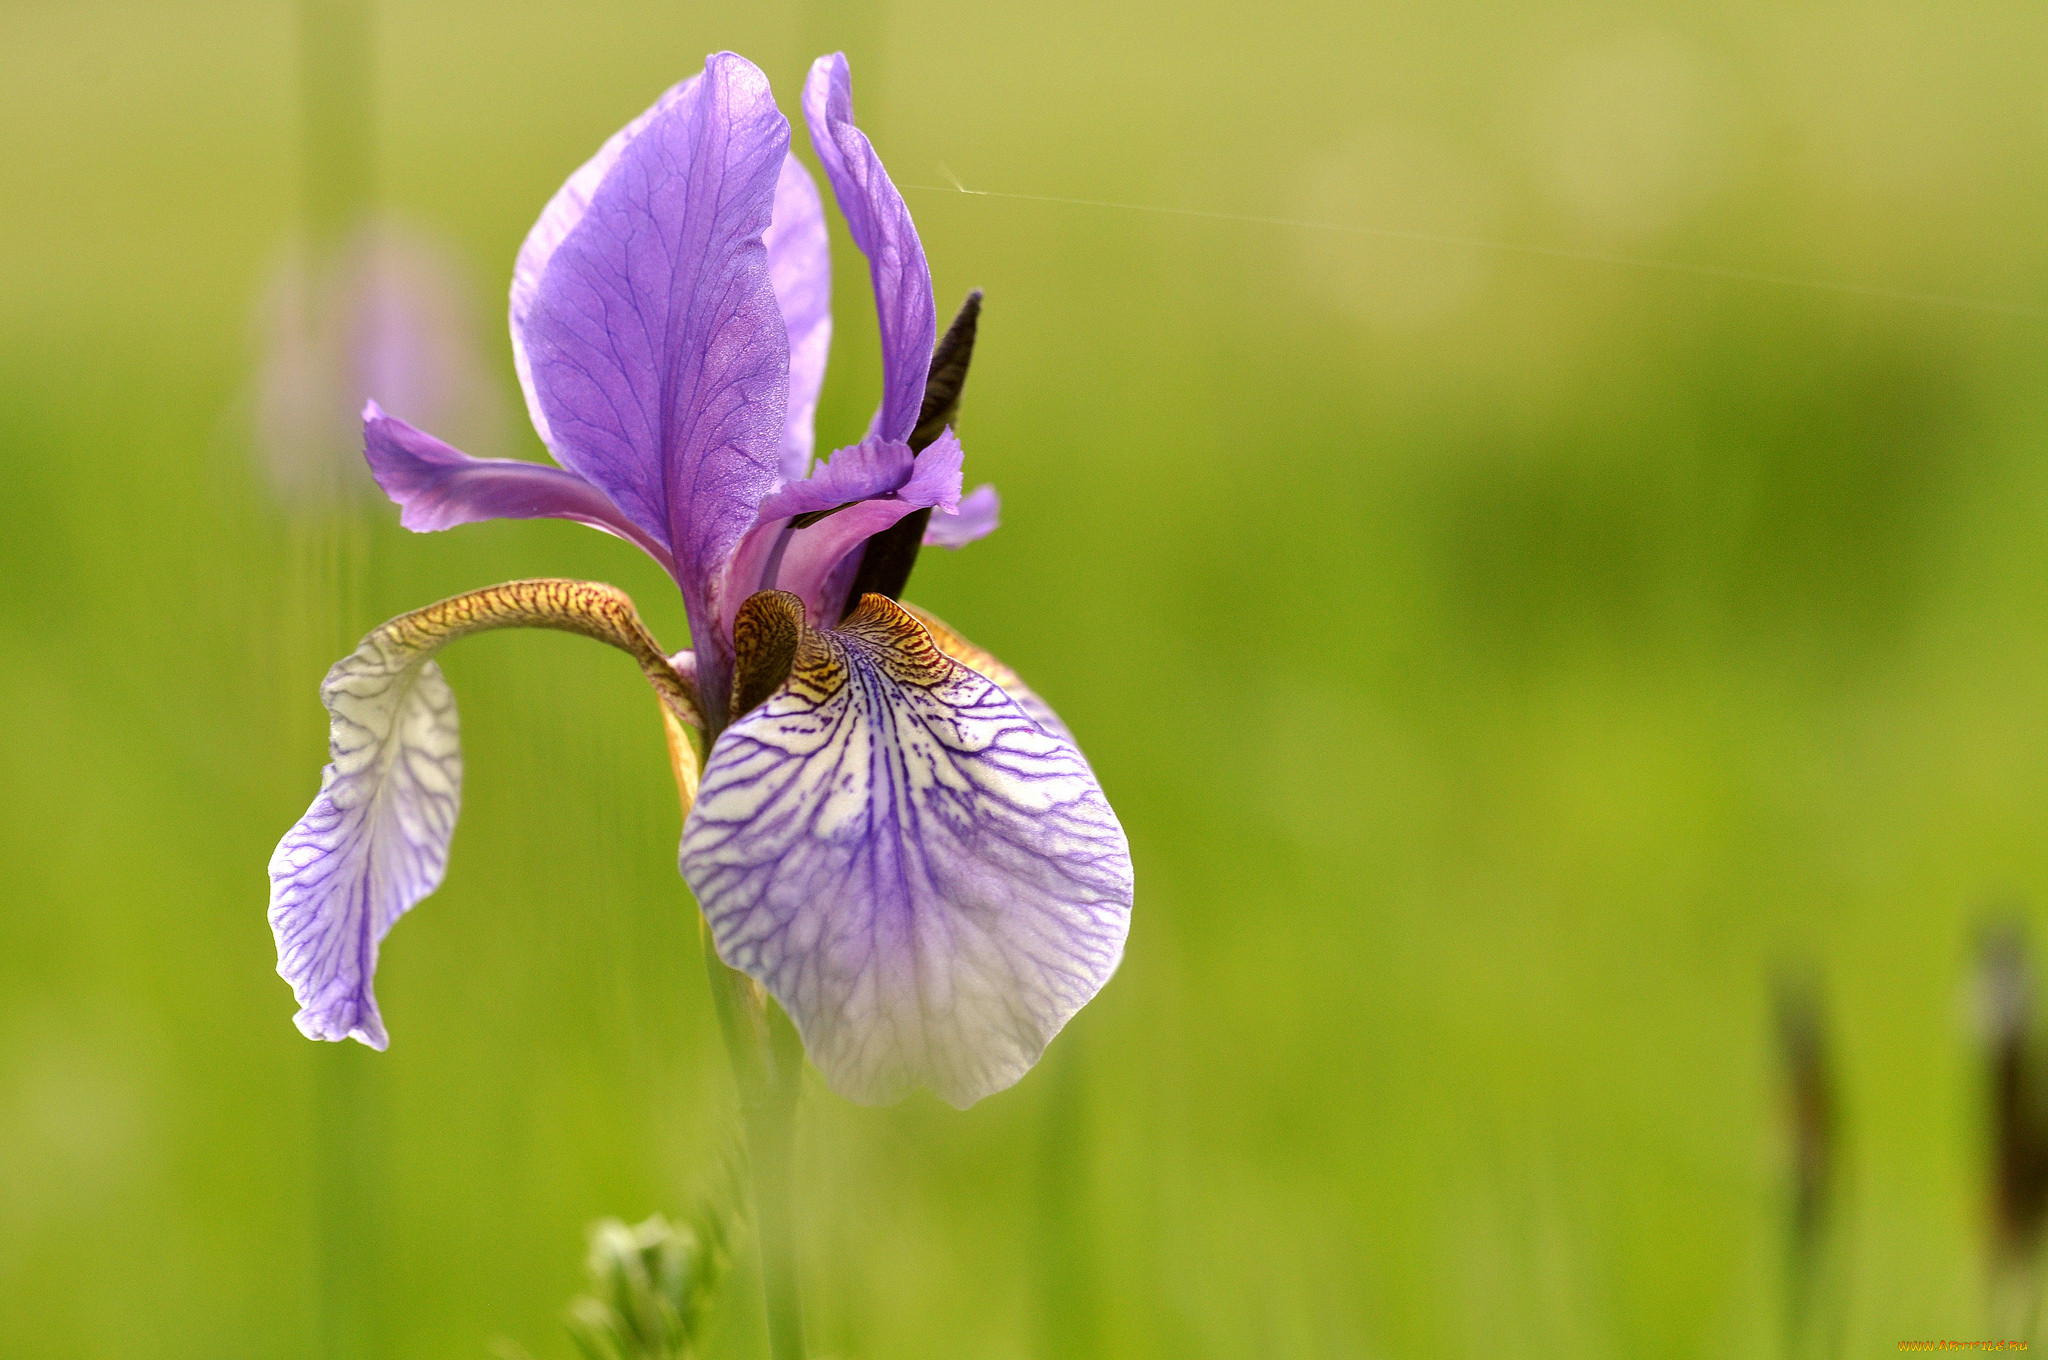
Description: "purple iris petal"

(509, 80), (695, 459)
(802, 53), (935, 445)
(681, 595), (1132, 1107)
(363, 402), (679, 574)
(518, 51), (791, 719)
(765, 154), (832, 481)
(279, 50), (1130, 1107)
(270, 578), (709, 1049)
(756, 435), (919, 518)
(270, 632), (463, 1049)
(924, 482), (1000, 548)
(721, 432), (965, 636)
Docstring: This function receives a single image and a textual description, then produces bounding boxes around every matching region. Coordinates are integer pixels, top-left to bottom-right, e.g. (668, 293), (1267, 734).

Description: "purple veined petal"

(802, 53), (936, 445)
(765, 153), (832, 482)
(518, 51), (792, 722)
(363, 403), (679, 577)
(681, 593), (1133, 1107)
(270, 580), (707, 1049)
(924, 482), (1000, 548)
(720, 432), (965, 637)
(509, 78), (698, 458)
(893, 428), (965, 506)
(268, 623), (463, 1049)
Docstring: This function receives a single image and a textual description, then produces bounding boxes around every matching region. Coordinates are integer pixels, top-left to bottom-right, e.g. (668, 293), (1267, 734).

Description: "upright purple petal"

(509, 79), (698, 458)
(765, 154), (832, 481)
(681, 594), (1133, 1107)
(518, 52), (791, 719)
(363, 403), (678, 575)
(802, 54), (936, 445)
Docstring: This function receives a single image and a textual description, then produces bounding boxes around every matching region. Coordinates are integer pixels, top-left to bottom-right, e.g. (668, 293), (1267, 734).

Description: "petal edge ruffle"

(268, 625), (462, 1049)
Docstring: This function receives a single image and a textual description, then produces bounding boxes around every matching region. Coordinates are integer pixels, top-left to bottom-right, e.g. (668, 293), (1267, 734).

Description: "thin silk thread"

(904, 166), (2048, 323)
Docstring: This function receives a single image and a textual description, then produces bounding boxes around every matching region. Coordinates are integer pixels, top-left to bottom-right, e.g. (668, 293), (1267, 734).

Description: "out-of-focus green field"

(7, 1), (2048, 1355)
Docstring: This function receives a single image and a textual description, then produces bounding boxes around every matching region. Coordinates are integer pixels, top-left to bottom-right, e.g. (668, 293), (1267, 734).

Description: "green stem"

(703, 932), (807, 1360)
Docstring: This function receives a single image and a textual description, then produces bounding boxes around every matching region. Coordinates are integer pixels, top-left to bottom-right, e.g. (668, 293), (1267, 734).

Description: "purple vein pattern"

(268, 631), (462, 1049)
(514, 52), (790, 720)
(274, 50), (1128, 1105)
(269, 579), (704, 1050)
(682, 596), (1133, 1108)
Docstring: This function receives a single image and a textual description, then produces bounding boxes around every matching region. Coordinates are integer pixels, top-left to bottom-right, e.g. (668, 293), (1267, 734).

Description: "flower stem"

(703, 928), (808, 1360)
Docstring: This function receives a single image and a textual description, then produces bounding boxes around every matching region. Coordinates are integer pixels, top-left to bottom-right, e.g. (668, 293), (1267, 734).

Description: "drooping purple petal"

(270, 579), (709, 1049)
(363, 403), (678, 575)
(923, 483), (1000, 548)
(681, 593), (1133, 1107)
(269, 624), (463, 1049)
(517, 51), (791, 720)
(765, 154), (832, 481)
(721, 432), (965, 637)
(802, 53), (935, 445)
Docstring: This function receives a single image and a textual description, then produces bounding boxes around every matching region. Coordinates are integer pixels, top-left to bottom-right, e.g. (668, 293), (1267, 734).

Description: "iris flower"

(268, 52), (1134, 1108)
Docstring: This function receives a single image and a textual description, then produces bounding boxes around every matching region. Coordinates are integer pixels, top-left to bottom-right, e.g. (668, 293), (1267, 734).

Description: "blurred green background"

(6, 0), (2048, 1355)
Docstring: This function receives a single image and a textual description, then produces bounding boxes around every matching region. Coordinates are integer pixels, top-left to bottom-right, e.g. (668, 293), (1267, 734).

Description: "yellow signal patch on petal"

(901, 601), (1079, 747)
